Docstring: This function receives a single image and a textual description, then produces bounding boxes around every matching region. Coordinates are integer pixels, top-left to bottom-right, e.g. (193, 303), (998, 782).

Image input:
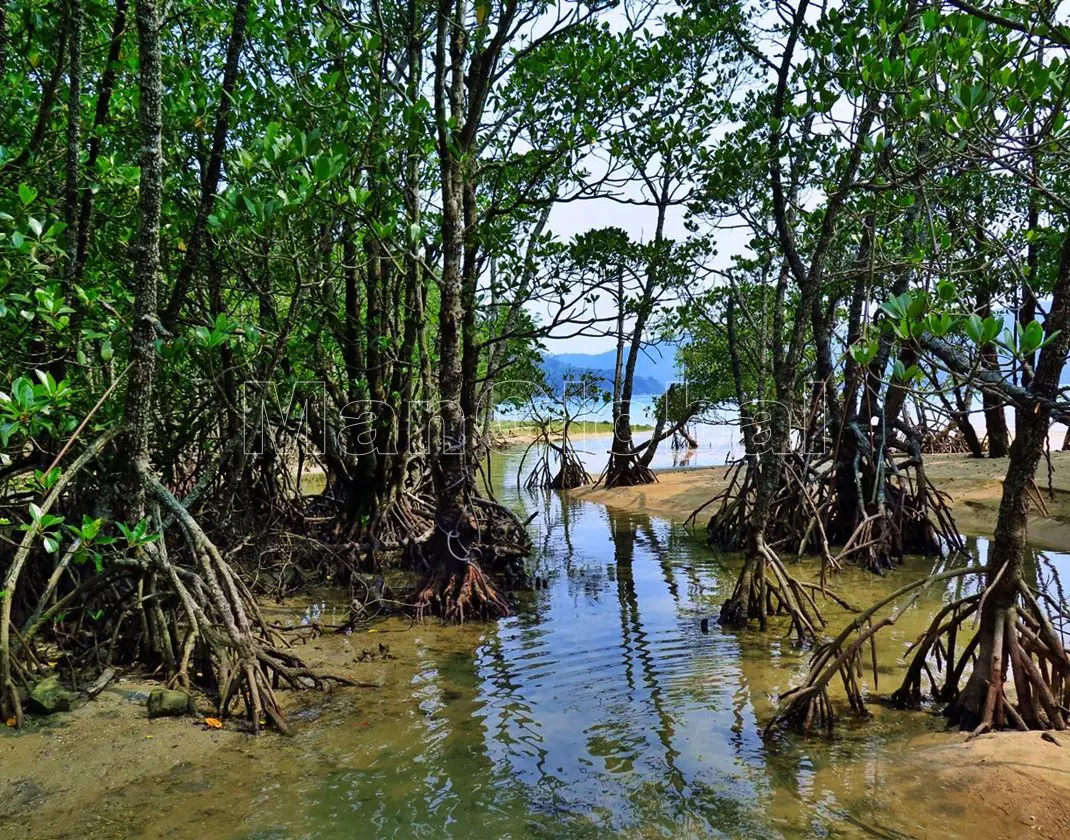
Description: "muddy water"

(12, 449), (1069, 839)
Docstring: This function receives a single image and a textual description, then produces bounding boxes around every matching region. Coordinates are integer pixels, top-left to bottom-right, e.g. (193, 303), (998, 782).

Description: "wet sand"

(571, 451), (1070, 550)
(7, 618), (1070, 839)
(0, 615), (485, 839)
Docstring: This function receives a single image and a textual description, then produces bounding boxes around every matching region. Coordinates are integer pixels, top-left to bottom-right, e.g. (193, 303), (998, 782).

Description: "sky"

(529, 2), (763, 356)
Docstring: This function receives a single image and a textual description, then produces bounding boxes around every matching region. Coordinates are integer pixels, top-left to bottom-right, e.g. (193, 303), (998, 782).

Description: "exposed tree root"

(717, 532), (845, 644)
(142, 473), (354, 733)
(893, 580), (1070, 734)
(1, 432), (117, 728)
(412, 556), (510, 623)
(519, 428), (590, 491)
(407, 493), (529, 622)
(229, 456), (441, 596)
(825, 430), (963, 573)
(696, 445), (961, 576)
(921, 422), (986, 455)
(766, 566), (986, 735)
(364, 482), (436, 556)
(692, 456), (752, 548)
(699, 454), (837, 559)
(599, 452), (657, 488)
(0, 452), (353, 734)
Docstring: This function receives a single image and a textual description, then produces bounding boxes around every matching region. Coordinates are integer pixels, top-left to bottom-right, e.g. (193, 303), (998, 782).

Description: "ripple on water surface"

(70, 446), (1070, 840)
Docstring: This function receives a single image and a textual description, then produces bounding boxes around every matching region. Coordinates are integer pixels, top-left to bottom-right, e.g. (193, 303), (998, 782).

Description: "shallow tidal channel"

(5, 445), (1062, 839)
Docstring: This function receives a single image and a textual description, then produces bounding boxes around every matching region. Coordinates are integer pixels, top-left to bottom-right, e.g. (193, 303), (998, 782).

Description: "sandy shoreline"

(570, 450), (1070, 550)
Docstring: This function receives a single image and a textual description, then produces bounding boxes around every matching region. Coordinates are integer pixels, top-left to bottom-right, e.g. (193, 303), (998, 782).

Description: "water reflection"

(295, 466), (1067, 836)
(99, 447), (1070, 839)
(462, 489), (775, 837)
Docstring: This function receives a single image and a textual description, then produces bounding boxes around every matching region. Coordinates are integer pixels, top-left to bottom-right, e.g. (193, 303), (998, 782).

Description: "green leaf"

(982, 316), (1001, 345)
(1020, 320), (1044, 354)
(849, 339), (877, 366)
(881, 293), (910, 320)
(18, 183), (37, 206)
(936, 280), (956, 302)
(925, 312), (954, 337)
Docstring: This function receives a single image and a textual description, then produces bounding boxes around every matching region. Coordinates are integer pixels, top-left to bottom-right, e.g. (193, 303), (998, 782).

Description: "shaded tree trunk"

(0, 1), (8, 77)
(1, 16), (68, 176)
(62, 0), (82, 288)
(604, 192), (667, 488)
(978, 290), (1010, 457)
(161, 0), (250, 330)
(121, 0), (164, 520)
(72, 0), (129, 290)
(952, 228), (1070, 730)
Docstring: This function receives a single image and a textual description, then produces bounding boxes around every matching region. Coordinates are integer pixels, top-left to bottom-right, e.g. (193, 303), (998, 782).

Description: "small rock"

(293, 707), (322, 722)
(147, 689), (192, 718)
(28, 675), (80, 714)
(1042, 732), (1061, 747)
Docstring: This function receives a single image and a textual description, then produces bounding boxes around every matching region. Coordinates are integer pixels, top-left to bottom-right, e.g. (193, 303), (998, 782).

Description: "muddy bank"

(8, 452), (1070, 838)
(487, 421), (654, 449)
(0, 612), (488, 839)
(899, 731), (1070, 840)
(6, 597), (1068, 840)
(0, 680), (238, 837)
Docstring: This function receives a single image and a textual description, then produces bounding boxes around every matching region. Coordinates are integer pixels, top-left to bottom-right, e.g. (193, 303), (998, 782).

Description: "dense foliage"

(3, 0), (1070, 738)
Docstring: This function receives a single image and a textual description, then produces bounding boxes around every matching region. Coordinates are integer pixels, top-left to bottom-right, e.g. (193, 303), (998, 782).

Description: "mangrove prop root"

(412, 560), (510, 623)
(765, 566), (990, 736)
(520, 430), (590, 491)
(718, 535), (846, 645)
(1, 431), (118, 726)
(599, 455), (657, 489)
(921, 423), (986, 455)
(144, 472), (353, 734)
(699, 449), (961, 575)
(2, 462), (354, 732)
(407, 496), (528, 622)
(893, 579), (1070, 733)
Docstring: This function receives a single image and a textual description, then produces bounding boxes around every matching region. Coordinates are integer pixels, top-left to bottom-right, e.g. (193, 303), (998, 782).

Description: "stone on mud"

(147, 689), (192, 718)
(28, 675), (80, 714)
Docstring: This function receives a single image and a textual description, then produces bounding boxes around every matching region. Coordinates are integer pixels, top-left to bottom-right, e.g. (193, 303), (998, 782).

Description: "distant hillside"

(540, 347), (675, 395)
